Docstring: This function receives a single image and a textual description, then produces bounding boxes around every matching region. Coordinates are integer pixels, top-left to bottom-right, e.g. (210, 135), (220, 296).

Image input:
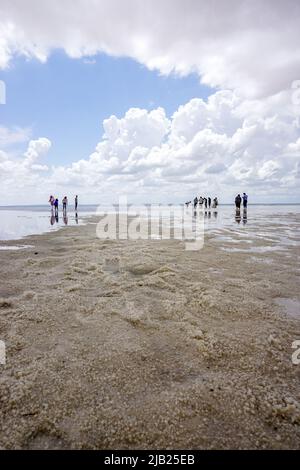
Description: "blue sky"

(1, 51), (212, 166)
(0, 0), (299, 204)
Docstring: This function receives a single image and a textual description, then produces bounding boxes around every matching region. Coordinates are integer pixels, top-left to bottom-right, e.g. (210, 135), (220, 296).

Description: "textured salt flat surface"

(0, 207), (299, 449)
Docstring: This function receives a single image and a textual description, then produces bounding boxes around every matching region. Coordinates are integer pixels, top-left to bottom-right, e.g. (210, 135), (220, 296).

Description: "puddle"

(221, 245), (286, 254)
(248, 256), (274, 264)
(276, 298), (300, 319)
(0, 245), (34, 251)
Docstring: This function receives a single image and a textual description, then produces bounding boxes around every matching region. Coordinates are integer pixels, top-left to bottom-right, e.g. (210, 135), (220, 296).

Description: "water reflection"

(50, 208), (70, 226)
(235, 208), (241, 224)
(1, 204), (300, 244)
(0, 207), (86, 241)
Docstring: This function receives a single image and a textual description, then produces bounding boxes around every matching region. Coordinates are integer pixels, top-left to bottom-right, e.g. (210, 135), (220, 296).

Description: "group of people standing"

(48, 194), (78, 226)
(186, 196), (219, 209)
(235, 193), (248, 209)
(49, 195), (71, 215)
(234, 192), (248, 225)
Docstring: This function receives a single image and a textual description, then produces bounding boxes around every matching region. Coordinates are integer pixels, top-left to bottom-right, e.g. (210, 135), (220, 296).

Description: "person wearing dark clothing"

(204, 197), (207, 209)
(75, 195), (78, 211)
(193, 196), (198, 209)
(54, 198), (59, 216)
(235, 194), (242, 209)
(208, 197), (211, 208)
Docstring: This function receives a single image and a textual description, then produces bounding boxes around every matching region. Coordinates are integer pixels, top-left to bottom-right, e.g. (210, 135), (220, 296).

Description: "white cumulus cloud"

(0, 0), (300, 97)
(31, 90), (298, 204)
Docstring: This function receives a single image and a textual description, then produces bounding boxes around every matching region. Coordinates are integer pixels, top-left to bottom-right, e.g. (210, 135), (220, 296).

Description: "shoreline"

(0, 216), (300, 449)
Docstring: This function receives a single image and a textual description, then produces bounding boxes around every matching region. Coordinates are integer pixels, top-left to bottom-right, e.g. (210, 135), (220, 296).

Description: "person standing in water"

(242, 192), (248, 208)
(213, 197), (218, 208)
(235, 194), (242, 209)
(54, 198), (59, 217)
(208, 197), (211, 208)
(62, 196), (68, 213)
(75, 195), (78, 211)
(49, 195), (55, 210)
(193, 196), (198, 209)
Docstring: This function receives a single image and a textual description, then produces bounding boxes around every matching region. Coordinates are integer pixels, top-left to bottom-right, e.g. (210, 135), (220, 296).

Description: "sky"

(0, 0), (300, 205)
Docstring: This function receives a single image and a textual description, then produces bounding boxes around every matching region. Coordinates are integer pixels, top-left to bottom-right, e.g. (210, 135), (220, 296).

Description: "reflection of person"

(243, 208), (248, 225)
(50, 213), (55, 225)
(75, 195), (78, 211)
(63, 213), (68, 225)
(235, 208), (241, 224)
(75, 212), (78, 224)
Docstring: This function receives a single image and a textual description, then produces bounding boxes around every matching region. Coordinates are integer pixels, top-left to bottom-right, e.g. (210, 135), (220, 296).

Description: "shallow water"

(0, 244), (34, 250)
(0, 207), (89, 242)
(0, 205), (299, 256)
(276, 298), (300, 319)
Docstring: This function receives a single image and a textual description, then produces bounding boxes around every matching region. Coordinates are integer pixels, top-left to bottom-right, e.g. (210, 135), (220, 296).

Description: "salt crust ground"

(0, 215), (300, 449)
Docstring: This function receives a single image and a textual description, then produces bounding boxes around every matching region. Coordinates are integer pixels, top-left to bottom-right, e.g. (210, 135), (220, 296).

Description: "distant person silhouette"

(235, 194), (242, 209)
(54, 198), (59, 216)
(213, 197), (218, 208)
(62, 196), (68, 213)
(242, 192), (248, 208)
(208, 197), (211, 208)
(75, 195), (78, 211)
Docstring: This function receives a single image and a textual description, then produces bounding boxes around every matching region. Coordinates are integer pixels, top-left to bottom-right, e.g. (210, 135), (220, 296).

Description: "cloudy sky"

(0, 0), (300, 204)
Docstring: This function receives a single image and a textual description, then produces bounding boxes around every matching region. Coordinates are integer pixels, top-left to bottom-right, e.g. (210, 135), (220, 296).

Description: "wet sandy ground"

(0, 215), (300, 449)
